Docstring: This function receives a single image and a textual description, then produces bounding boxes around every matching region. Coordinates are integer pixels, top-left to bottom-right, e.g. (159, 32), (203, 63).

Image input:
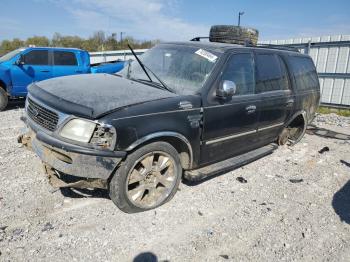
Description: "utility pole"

(238, 11), (244, 27)
(120, 32), (126, 43)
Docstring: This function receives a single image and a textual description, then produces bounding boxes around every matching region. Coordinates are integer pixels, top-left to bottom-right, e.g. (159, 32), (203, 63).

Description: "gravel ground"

(0, 104), (350, 262)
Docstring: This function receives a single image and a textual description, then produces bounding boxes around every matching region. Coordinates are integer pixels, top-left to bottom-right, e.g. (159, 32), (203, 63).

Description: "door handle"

(286, 99), (294, 107)
(75, 70), (83, 73)
(246, 105), (256, 114)
(40, 70), (50, 72)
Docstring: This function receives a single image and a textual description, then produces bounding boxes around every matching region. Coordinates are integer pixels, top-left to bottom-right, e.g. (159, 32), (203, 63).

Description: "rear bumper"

(19, 127), (126, 180)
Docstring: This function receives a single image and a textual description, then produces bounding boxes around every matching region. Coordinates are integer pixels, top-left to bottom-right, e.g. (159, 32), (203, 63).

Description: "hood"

(0, 63), (9, 70)
(28, 74), (177, 119)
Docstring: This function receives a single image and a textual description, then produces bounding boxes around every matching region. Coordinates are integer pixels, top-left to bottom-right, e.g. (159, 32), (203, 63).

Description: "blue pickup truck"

(0, 47), (124, 110)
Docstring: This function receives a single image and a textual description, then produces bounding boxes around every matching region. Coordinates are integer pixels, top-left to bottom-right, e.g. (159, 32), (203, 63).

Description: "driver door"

(11, 49), (52, 96)
(200, 52), (260, 165)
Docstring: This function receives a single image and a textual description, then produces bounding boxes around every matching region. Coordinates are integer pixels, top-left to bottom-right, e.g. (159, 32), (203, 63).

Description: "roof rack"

(190, 37), (300, 52)
(190, 37), (209, 42)
(251, 44), (300, 52)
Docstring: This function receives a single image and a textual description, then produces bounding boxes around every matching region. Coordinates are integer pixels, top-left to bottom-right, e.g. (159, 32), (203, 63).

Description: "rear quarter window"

(288, 56), (319, 91)
(54, 51), (78, 66)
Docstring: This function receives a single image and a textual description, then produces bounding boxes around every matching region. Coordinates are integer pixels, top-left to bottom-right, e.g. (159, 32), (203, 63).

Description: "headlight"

(89, 124), (116, 149)
(60, 119), (96, 143)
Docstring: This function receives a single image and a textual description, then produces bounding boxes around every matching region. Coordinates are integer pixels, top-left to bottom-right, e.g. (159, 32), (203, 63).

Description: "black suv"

(19, 41), (320, 213)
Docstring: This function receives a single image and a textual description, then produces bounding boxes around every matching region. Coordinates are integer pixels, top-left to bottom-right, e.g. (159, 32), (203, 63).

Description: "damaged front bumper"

(18, 126), (126, 189)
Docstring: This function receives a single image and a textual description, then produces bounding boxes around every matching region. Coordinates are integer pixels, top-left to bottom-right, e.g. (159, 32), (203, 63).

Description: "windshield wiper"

(127, 43), (175, 94)
(142, 64), (175, 93)
(127, 43), (152, 82)
(133, 78), (169, 91)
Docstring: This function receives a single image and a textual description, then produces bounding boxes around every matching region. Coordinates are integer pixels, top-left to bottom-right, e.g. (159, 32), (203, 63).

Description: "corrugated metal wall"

(260, 35), (350, 107)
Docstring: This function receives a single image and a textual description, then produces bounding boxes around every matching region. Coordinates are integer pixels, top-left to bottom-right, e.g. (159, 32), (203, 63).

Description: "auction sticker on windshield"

(195, 49), (218, 63)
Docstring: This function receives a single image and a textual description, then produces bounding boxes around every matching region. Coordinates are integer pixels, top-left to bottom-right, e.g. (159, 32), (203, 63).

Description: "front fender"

(0, 64), (12, 91)
(126, 131), (194, 167)
(102, 95), (203, 168)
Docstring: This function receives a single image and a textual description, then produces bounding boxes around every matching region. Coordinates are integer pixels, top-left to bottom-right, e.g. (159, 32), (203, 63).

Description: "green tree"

(0, 30), (159, 56)
(26, 36), (50, 47)
(11, 38), (24, 49)
(0, 38), (26, 56)
(104, 33), (118, 51)
(52, 33), (84, 48)
(87, 31), (105, 51)
(81, 38), (99, 52)
(51, 32), (63, 46)
(0, 40), (13, 56)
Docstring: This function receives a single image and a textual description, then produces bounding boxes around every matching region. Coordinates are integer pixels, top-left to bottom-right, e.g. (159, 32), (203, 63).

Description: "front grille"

(27, 98), (59, 131)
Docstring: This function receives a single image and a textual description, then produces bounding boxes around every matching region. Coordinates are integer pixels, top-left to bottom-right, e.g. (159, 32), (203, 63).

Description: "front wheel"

(0, 87), (8, 111)
(109, 142), (182, 213)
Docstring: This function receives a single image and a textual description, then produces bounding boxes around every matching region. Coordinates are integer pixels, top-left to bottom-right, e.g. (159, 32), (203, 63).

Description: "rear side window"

(289, 56), (318, 91)
(54, 51), (78, 66)
(255, 53), (289, 93)
(23, 50), (49, 65)
(221, 53), (255, 95)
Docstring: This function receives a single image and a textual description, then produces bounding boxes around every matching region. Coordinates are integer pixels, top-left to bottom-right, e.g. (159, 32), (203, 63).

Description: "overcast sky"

(1, 0), (349, 41)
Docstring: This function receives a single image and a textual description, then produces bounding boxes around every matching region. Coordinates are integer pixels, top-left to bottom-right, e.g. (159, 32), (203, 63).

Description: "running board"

(184, 144), (278, 182)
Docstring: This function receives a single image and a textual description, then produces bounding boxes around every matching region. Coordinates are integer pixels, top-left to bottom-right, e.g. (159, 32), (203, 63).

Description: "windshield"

(0, 48), (25, 63)
(119, 45), (221, 95)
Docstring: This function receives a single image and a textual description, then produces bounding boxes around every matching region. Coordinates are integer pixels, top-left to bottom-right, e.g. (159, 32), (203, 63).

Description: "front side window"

(23, 50), (49, 65)
(54, 51), (78, 66)
(255, 53), (289, 93)
(119, 45), (221, 95)
(221, 53), (255, 95)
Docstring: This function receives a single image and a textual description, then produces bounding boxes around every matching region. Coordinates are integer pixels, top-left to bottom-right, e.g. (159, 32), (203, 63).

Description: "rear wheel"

(109, 142), (182, 213)
(0, 86), (8, 111)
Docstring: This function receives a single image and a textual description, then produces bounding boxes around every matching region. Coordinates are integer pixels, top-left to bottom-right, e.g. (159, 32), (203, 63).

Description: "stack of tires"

(209, 25), (259, 45)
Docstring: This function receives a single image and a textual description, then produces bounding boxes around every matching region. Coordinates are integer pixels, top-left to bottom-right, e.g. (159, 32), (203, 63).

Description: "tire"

(0, 86), (8, 111)
(109, 142), (182, 213)
(209, 25), (259, 45)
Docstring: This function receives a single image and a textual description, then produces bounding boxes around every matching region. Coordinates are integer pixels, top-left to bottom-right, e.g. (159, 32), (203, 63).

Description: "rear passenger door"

(254, 52), (294, 143)
(52, 50), (83, 77)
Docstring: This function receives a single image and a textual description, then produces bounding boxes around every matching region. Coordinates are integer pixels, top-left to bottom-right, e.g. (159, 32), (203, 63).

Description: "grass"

(317, 106), (350, 117)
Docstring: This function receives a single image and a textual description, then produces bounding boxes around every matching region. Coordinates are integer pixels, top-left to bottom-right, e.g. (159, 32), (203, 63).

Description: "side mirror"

(216, 80), (237, 98)
(14, 55), (25, 66)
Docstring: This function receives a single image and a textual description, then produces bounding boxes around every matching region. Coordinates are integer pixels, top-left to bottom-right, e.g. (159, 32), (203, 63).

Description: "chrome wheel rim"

(126, 151), (177, 208)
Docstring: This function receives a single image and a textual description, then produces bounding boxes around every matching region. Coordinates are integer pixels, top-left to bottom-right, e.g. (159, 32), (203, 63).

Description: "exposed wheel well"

(128, 136), (191, 170)
(286, 113), (306, 144)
